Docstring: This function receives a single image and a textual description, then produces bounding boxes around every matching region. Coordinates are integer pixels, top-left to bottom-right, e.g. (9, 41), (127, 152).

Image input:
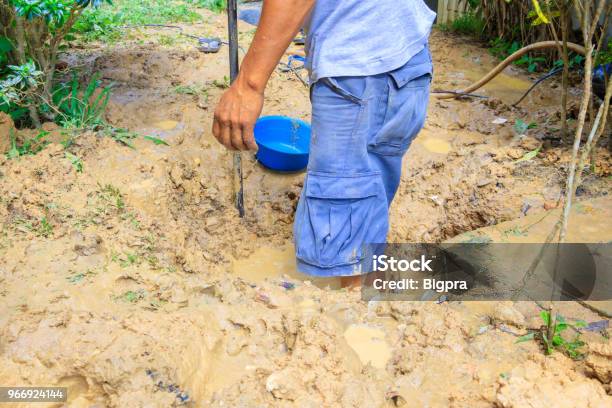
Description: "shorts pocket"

(368, 73), (431, 156)
(294, 172), (388, 269)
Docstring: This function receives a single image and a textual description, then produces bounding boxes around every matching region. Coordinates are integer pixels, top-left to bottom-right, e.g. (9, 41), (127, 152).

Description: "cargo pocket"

(309, 76), (369, 173)
(368, 71), (431, 156)
(294, 172), (388, 269)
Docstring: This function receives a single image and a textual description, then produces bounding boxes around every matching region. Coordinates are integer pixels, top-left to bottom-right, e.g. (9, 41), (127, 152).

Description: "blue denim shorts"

(294, 46), (432, 277)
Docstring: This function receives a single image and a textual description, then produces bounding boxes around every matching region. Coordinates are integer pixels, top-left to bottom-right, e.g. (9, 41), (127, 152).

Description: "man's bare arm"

(213, 0), (315, 151)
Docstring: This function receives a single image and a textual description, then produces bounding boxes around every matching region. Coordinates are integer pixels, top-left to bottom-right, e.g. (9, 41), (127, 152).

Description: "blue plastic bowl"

(254, 116), (311, 172)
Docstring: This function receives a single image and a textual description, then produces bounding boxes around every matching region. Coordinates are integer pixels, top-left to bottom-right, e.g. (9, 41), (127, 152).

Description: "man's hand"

(213, 80), (263, 151)
(211, 0), (315, 151)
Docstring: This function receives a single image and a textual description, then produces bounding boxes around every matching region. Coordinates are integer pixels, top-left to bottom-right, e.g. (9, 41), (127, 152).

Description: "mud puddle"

(462, 66), (533, 103)
(231, 244), (341, 289)
(343, 324), (392, 369)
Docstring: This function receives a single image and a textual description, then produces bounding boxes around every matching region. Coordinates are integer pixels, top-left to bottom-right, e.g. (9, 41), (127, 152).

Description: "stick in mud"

(227, 0), (245, 217)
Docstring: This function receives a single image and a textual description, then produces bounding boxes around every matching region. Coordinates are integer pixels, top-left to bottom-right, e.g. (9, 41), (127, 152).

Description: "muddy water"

(343, 324), (392, 369)
(231, 244), (341, 289)
(1, 11), (611, 408)
(418, 130), (453, 154)
(153, 120), (179, 131)
(462, 68), (533, 103)
(231, 243), (297, 282)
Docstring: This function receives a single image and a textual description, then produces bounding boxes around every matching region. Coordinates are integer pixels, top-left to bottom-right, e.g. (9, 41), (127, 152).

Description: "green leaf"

(531, 0), (550, 24)
(143, 135), (169, 146)
(0, 37), (13, 53)
(65, 151), (83, 173)
(540, 310), (551, 326)
(516, 332), (535, 343)
(515, 147), (541, 163)
(7, 129), (20, 159)
(514, 119), (529, 135)
(573, 320), (587, 328)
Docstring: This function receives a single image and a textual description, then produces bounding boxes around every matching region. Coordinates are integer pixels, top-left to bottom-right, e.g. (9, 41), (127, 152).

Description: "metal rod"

(227, 0), (244, 218)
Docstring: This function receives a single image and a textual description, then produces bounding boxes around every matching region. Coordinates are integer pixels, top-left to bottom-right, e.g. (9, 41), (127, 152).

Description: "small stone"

(492, 302), (526, 327)
(477, 178), (492, 187)
(429, 195), (444, 206)
(205, 216), (220, 231)
(507, 148), (524, 159)
(265, 368), (299, 400)
(544, 201), (558, 210)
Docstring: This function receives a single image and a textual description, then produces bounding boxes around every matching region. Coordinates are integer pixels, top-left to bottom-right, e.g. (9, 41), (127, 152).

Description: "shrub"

(0, 0), (111, 126)
(450, 12), (485, 37)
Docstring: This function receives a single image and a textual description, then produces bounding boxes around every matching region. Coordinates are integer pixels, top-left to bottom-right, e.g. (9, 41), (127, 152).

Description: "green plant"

(450, 12), (485, 37)
(102, 126), (138, 147)
(517, 311), (587, 359)
(143, 135), (168, 145)
(119, 252), (138, 267)
(0, 60), (44, 124)
(13, 215), (53, 236)
(514, 147), (541, 163)
(489, 38), (521, 60)
(67, 268), (97, 283)
(116, 289), (145, 303)
(212, 75), (230, 89)
(50, 72), (112, 128)
(6, 128), (49, 158)
(513, 119), (537, 136)
(1, 0), (112, 126)
(187, 0), (225, 13)
(489, 37), (555, 72)
(553, 53), (584, 70)
(98, 183), (124, 210)
(65, 151), (83, 172)
(39, 217), (53, 236)
(173, 83), (208, 96)
(515, 54), (547, 73)
(73, 0), (204, 42)
(595, 41), (612, 67)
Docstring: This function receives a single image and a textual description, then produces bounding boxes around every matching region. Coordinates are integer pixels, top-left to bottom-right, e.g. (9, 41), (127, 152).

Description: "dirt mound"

(0, 112), (14, 153)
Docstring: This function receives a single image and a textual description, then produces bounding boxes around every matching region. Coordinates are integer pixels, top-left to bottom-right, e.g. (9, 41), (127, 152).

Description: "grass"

(50, 73), (112, 129)
(187, 0), (226, 13)
(14, 216), (54, 237)
(99, 183), (125, 211)
(489, 38), (557, 73)
(448, 12), (485, 37)
(65, 152), (84, 173)
(110, 250), (140, 267)
(72, 0), (225, 42)
(67, 268), (99, 283)
(6, 129), (49, 159)
(173, 83), (209, 96)
(115, 289), (146, 303)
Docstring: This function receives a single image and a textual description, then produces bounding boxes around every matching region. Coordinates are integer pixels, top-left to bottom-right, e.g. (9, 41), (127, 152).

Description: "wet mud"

(1, 10), (611, 408)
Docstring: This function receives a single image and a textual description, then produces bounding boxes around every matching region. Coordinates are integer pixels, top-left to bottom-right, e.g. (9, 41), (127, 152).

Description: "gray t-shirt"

(304, 1), (436, 82)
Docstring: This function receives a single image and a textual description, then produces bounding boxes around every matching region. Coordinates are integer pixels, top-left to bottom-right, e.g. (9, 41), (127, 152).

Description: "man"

(212, 0), (436, 286)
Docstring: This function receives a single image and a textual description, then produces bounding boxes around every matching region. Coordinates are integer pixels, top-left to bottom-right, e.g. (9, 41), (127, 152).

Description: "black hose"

(512, 66), (564, 107)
